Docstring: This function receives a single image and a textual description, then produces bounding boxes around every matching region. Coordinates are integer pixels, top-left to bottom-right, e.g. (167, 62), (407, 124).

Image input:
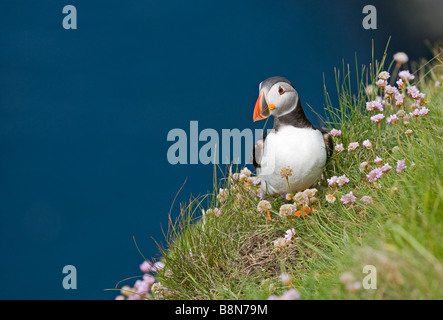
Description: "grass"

(125, 45), (443, 300)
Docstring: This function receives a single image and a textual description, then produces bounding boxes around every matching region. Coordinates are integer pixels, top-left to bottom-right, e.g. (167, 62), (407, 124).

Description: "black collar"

(273, 99), (313, 131)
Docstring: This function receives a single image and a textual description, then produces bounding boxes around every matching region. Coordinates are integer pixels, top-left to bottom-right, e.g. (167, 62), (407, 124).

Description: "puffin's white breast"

(260, 126), (327, 194)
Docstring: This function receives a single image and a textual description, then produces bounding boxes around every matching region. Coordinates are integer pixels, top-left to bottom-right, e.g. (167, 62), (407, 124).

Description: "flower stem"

(285, 177), (291, 193)
(378, 122), (381, 143)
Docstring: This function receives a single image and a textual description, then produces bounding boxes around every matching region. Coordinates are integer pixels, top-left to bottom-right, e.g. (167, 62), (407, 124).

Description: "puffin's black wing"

(251, 131), (268, 168)
(323, 131), (333, 160)
(315, 126), (333, 160)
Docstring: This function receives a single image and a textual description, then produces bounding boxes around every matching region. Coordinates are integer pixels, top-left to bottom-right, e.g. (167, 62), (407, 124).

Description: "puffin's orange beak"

(253, 91), (270, 122)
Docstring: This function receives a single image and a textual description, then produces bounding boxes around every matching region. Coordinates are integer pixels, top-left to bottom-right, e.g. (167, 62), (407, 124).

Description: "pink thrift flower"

(337, 174), (350, 186)
(348, 142), (359, 152)
(370, 113), (385, 123)
(143, 274), (155, 286)
(384, 85), (398, 97)
(325, 194), (336, 203)
(407, 86), (421, 99)
(329, 128), (342, 137)
(387, 114), (399, 124)
(374, 157), (383, 165)
(419, 107), (429, 116)
(375, 96), (385, 104)
(140, 261), (152, 273)
(135, 280), (149, 295)
(340, 191), (356, 204)
(381, 163), (392, 173)
(376, 79), (387, 88)
(393, 52), (409, 64)
(239, 173), (248, 181)
(363, 139), (372, 149)
(360, 196), (373, 205)
(378, 71), (390, 80)
(327, 176), (338, 187)
(281, 288), (301, 300)
(411, 102), (420, 110)
(396, 159), (407, 173)
(396, 79), (405, 89)
(152, 261), (165, 272)
(366, 168), (383, 182)
(366, 100), (383, 112)
(398, 70), (415, 81)
(279, 273), (292, 286)
(285, 228), (296, 241)
(410, 109), (420, 118)
(395, 93), (405, 106)
(335, 143), (344, 152)
(435, 81), (441, 87)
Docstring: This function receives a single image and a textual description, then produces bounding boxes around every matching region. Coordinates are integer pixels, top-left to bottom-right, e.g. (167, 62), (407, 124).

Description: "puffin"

(252, 76), (332, 195)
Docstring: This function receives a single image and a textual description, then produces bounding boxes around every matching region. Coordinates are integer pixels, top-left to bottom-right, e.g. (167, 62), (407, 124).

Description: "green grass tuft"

(151, 46), (443, 300)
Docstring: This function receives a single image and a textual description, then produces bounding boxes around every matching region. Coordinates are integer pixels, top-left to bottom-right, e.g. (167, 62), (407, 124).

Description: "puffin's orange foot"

(294, 207), (312, 217)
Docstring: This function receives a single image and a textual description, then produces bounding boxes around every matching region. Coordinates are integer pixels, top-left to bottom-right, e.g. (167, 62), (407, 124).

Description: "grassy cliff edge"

(117, 48), (443, 300)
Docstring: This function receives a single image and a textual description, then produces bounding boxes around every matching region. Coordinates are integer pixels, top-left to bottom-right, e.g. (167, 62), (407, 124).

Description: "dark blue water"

(0, 0), (441, 299)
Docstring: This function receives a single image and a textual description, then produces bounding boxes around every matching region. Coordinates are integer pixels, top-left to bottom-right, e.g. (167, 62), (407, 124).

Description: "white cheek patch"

(267, 86), (280, 106)
(268, 84), (298, 117)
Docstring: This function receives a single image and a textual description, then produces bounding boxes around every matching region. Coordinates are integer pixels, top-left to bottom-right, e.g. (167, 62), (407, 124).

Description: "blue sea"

(0, 0), (441, 299)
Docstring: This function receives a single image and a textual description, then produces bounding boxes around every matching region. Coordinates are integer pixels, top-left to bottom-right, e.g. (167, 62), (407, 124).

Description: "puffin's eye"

(278, 87), (285, 95)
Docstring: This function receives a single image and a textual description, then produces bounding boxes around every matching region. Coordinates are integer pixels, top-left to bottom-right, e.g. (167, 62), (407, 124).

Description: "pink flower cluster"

(409, 107), (430, 118)
(363, 139), (372, 149)
(370, 113), (385, 123)
(347, 142), (359, 152)
(398, 70), (415, 81)
(329, 128), (342, 137)
(115, 260), (166, 300)
(396, 79), (405, 89)
(374, 156), (383, 165)
(360, 196), (373, 205)
(396, 159), (407, 173)
(327, 174), (350, 187)
(340, 193), (373, 206)
(366, 100), (384, 112)
(268, 288), (301, 300)
(366, 168), (383, 182)
(384, 85), (398, 97)
(407, 85), (425, 101)
(395, 92), (405, 106)
(381, 163), (392, 173)
(340, 191), (356, 204)
(386, 114), (399, 124)
(285, 228), (296, 240)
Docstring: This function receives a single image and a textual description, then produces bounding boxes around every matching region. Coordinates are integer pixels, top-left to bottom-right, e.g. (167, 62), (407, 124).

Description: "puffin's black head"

(253, 76), (299, 122)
